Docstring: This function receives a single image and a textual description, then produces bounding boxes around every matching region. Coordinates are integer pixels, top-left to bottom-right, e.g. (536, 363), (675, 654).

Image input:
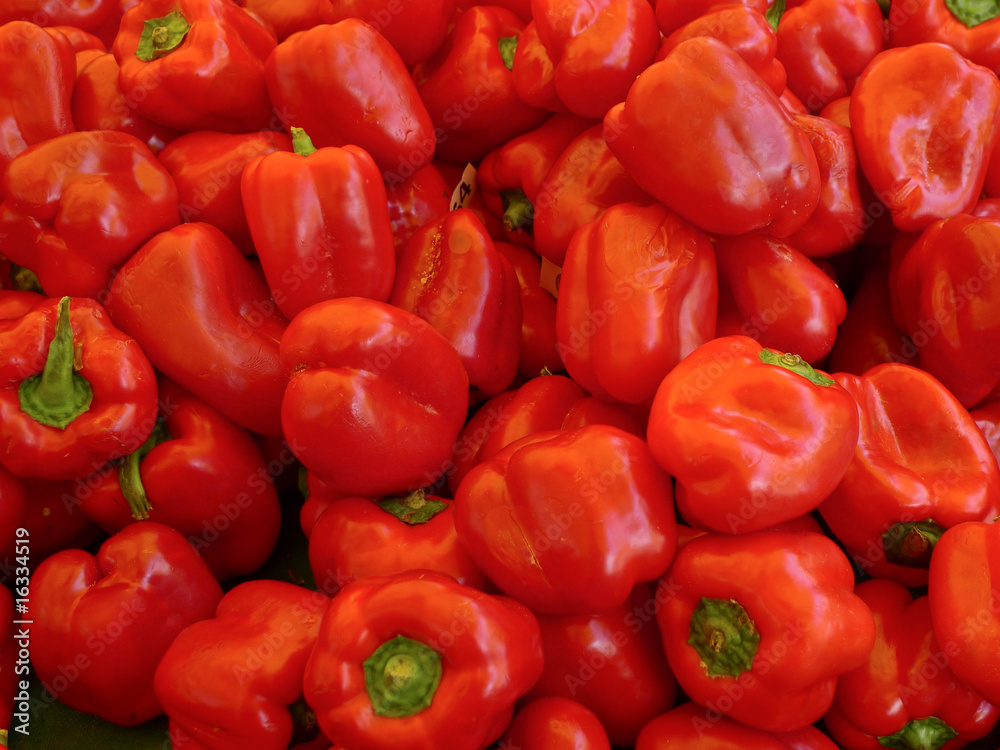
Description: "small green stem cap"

(377, 489), (448, 525)
(498, 35), (518, 70)
(688, 597), (760, 678)
(759, 348), (834, 386)
(881, 519), (946, 569)
(363, 635), (442, 717)
(500, 189), (535, 234)
(945, 0), (1000, 28)
(291, 127), (318, 157)
(878, 716), (959, 750)
(135, 11), (190, 61)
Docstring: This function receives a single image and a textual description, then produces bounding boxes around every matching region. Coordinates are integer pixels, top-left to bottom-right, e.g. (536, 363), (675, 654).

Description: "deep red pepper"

(265, 18), (436, 183)
(45, 25), (107, 53)
(556, 202), (718, 405)
(327, 0), (457, 66)
(71, 52), (180, 155)
(104, 222), (290, 437)
(308, 490), (486, 595)
(30, 521), (224, 725)
(825, 578), (1000, 750)
(154, 580), (331, 750)
(411, 5), (550, 164)
(71, 377), (283, 582)
(501, 697), (611, 750)
(454, 424), (677, 614)
(384, 163), (453, 252)
(0, 296), (159, 481)
(604, 36), (822, 238)
(303, 570), (544, 750)
(0, 131), (180, 298)
(887, 0), (1000, 73)
(389, 208), (522, 397)
(237, 0), (336, 41)
(655, 0), (770, 36)
(280, 297), (469, 497)
(510, 20), (564, 112)
(112, 0), (277, 133)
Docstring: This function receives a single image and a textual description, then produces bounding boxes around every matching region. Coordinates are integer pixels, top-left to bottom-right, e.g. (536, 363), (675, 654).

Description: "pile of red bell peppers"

(3, 0), (1000, 748)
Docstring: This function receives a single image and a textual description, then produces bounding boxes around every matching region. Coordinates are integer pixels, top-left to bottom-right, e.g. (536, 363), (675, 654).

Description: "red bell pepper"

(454, 424), (677, 614)
(655, 0), (770, 36)
(657, 530), (876, 732)
(157, 129), (292, 255)
(384, 163), (452, 252)
(447, 372), (644, 493)
(0, 296), (158, 481)
(105, 222), (289, 437)
(850, 43), (1000, 234)
(783, 112), (867, 257)
(647, 335), (859, 534)
(928, 520), (1000, 709)
(242, 128), (396, 320)
(819, 363), (1000, 587)
(510, 20), (563, 112)
(890, 213), (1000, 408)
(112, 0), (277, 133)
(495, 241), (563, 379)
(389, 208), (522, 396)
(522, 0), (660, 118)
(604, 36), (821, 238)
(30, 521), (224, 725)
(303, 570), (543, 750)
(299, 471), (345, 540)
(71, 53), (180, 156)
(0, 20), (75, 189)
(501, 697), (611, 750)
(712, 234), (847, 365)
(656, 4), (787, 96)
(556, 202), (717, 405)
(308, 490), (486, 594)
(280, 297), (469, 497)
(972, 392), (1000, 470)
(46, 25), (107, 53)
(887, 0), (1000, 73)
(154, 580), (332, 750)
(237, 0), (336, 41)
(327, 0), (457, 66)
(0, 131), (180, 299)
(531, 123), (655, 266)
(0, 0), (122, 37)
(71, 377), (283, 582)
(411, 5), (549, 164)
(825, 264), (919, 375)
(265, 19), (436, 183)
(477, 113), (593, 249)
(775, 0), (885, 113)
(825, 577), (1000, 750)
(636, 702), (841, 749)
(522, 583), (678, 747)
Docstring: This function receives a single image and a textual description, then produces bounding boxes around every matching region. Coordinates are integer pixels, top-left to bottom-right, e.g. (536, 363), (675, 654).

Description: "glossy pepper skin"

(636, 702), (841, 749)
(557, 202), (718, 406)
(522, 583), (679, 747)
(775, 0), (885, 113)
(308, 490), (486, 595)
(890, 213), (1000, 408)
(105, 222), (289, 437)
(327, 0), (457, 66)
(242, 129), (396, 320)
(0, 21), (75, 190)
(154, 581), (331, 750)
(112, 0), (277, 133)
(30, 521), (224, 726)
(265, 19), (435, 182)
(712, 234), (847, 365)
(850, 43), (1000, 234)
(280, 297), (469, 497)
(928, 520), (1000, 708)
(0, 130), (180, 299)
(647, 335), (859, 534)
(819, 364), (1000, 587)
(825, 578), (1000, 750)
(0, 296), (158, 481)
(531, 123), (654, 266)
(73, 377), (283, 582)
(523, 0), (660, 119)
(887, 0), (1000, 73)
(237, 0), (336, 41)
(501, 698), (611, 750)
(604, 36), (821, 238)
(384, 163), (452, 252)
(0, 0), (123, 38)
(156, 129), (292, 254)
(657, 530), (876, 732)
(454, 425), (677, 614)
(655, 0), (770, 35)
(303, 570), (544, 750)
(477, 113), (593, 249)
(412, 5), (549, 164)
(389, 208), (522, 397)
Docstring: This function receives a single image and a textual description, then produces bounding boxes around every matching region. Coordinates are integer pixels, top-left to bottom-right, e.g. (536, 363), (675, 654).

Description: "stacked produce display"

(2, 0), (1000, 748)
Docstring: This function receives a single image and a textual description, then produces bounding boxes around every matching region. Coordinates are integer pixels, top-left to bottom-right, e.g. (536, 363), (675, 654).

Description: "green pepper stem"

(944, 0), (1000, 28)
(135, 10), (190, 61)
(377, 489), (448, 525)
(500, 189), (535, 234)
(688, 597), (760, 678)
(117, 422), (172, 520)
(18, 297), (93, 429)
(881, 519), (946, 569)
(758, 348), (834, 386)
(498, 35), (518, 71)
(291, 127), (318, 157)
(363, 635), (442, 717)
(765, 0), (786, 31)
(877, 716), (959, 750)
(10, 264), (43, 293)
